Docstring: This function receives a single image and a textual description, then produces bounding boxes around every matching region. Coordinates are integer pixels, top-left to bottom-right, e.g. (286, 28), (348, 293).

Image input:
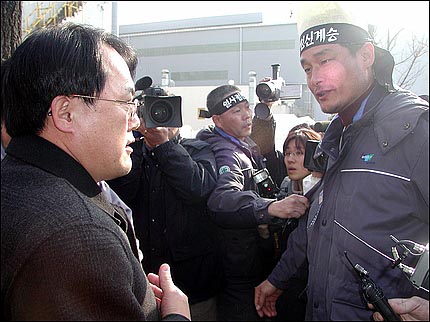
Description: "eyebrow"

(300, 48), (333, 66)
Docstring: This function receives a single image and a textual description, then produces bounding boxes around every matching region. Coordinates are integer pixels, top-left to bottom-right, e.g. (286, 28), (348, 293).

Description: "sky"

(117, 1), (429, 38)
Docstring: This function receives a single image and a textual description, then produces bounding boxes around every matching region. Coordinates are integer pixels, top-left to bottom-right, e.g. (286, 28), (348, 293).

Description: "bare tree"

(394, 35), (429, 90)
(369, 24), (429, 90)
(1, 1), (22, 62)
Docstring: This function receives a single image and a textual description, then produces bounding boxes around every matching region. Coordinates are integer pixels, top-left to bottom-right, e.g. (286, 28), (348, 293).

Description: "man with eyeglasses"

(1, 23), (190, 321)
(107, 87), (222, 321)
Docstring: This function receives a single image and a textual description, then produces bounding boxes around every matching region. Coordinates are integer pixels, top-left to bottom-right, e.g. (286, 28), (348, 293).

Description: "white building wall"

(63, 1), (112, 31)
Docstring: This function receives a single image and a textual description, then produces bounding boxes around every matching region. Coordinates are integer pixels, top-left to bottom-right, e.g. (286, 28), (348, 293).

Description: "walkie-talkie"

(344, 252), (401, 321)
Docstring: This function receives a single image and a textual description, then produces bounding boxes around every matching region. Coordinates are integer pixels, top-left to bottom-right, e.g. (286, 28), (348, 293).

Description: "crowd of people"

(1, 1), (428, 321)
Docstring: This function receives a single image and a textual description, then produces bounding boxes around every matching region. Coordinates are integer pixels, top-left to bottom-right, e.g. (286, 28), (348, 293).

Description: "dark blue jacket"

(269, 85), (429, 320)
(196, 126), (276, 287)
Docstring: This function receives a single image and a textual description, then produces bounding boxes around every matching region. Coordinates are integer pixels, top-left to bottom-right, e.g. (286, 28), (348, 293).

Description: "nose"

(310, 66), (322, 88)
(129, 113), (141, 131)
(285, 155), (296, 163)
(243, 108), (252, 119)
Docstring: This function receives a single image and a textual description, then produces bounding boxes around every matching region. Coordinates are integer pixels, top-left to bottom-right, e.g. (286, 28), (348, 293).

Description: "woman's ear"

(49, 96), (74, 133)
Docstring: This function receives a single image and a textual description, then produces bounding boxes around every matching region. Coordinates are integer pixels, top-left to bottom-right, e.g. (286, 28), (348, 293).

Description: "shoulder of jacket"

(374, 90), (428, 153)
(376, 89), (428, 119)
(203, 132), (238, 151)
(181, 137), (211, 150)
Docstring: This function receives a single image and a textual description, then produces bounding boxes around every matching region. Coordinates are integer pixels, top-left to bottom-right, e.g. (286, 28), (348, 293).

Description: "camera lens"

(151, 101), (173, 124)
(254, 103), (271, 119)
(256, 83), (272, 100)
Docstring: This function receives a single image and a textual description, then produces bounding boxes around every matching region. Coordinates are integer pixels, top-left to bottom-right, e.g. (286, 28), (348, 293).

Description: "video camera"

(303, 140), (328, 173)
(256, 64), (287, 103)
(135, 76), (182, 128)
(254, 64), (301, 119)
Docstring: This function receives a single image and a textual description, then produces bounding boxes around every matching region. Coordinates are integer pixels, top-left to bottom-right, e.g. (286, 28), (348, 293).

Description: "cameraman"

(250, 91), (286, 188)
(107, 97), (222, 320)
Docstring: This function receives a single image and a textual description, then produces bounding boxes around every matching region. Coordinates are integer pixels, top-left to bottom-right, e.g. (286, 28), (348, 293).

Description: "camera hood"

(143, 95), (182, 128)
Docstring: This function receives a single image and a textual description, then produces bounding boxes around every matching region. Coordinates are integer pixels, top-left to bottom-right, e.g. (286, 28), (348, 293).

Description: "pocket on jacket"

(330, 298), (372, 321)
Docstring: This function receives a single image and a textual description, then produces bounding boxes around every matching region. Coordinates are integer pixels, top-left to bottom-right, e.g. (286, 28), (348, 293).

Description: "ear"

(49, 96), (74, 133)
(360, 42), (375, 68)
(212, 115), (221, 127)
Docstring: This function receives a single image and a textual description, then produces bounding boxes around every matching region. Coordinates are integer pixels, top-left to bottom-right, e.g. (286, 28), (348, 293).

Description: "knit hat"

(297, 1), (395, 91)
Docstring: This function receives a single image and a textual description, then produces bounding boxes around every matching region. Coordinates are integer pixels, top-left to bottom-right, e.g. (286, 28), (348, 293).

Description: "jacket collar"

(320, 85), (428, 157)
(319, 84), (389, 159)
(6, 134), (101, 197)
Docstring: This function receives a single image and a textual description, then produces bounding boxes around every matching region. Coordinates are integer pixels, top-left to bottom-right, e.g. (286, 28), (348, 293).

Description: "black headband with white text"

(200, 92), (248, 118)
(300, 23), (372, 54)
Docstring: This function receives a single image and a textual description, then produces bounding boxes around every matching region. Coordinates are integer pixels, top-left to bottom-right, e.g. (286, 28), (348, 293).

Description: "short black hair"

(2, 23), (138, 136)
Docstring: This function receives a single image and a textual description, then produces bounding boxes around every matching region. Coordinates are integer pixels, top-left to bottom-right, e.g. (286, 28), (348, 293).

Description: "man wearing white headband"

(255, 2), (429, 321)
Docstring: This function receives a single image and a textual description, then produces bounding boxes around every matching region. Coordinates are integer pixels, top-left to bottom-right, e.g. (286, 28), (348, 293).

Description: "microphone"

(135, 76), (153, 91)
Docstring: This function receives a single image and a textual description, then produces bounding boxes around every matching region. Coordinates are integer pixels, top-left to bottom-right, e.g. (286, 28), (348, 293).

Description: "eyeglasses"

(71, 94), (139, 121)
(285, 151), (304, 158)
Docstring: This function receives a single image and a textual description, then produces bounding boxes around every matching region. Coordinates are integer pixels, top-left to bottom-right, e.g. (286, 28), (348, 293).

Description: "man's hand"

(254, 279), (283, 318)
(137, 117), (169, 149)
(370, 296), (429, 321)
(268, 194), (309, 219)
(142, 126), (169, 149)
(147, 263), (191, 320)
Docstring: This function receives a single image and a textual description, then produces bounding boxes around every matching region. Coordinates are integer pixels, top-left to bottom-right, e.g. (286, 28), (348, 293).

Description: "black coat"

(108, 134), (222, 304)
